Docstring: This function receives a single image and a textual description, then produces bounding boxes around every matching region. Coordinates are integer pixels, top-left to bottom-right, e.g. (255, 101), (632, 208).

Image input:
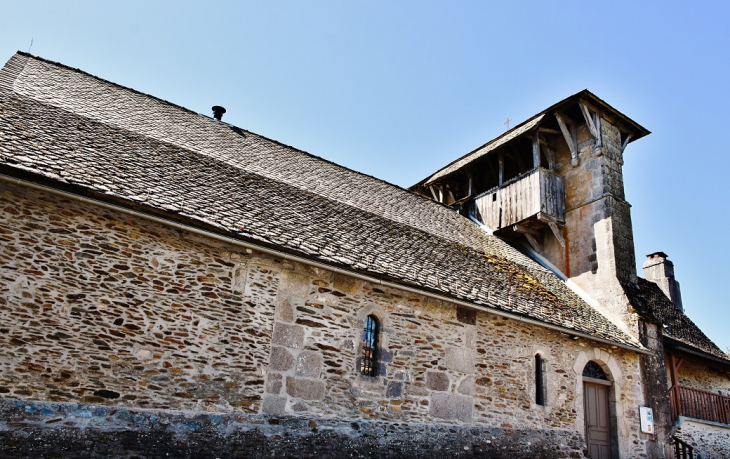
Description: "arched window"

(360, 315), (379, 377)
(535, 354), (546, 406)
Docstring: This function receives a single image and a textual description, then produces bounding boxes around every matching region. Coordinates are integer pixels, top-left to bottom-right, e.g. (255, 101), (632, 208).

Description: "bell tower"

(410, 90), (650, 326)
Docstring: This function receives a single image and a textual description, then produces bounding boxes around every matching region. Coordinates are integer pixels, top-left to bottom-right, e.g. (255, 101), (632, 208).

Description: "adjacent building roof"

(625, 278), (730, 364)
(0, 52), (643, 349)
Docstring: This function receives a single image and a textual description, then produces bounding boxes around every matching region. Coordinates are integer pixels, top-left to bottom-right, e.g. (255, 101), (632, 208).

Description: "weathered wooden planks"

(474, 168), (564, 229)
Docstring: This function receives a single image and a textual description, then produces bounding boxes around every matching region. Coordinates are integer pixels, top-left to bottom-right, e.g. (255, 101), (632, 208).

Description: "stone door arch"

(582, 360), (617, 459)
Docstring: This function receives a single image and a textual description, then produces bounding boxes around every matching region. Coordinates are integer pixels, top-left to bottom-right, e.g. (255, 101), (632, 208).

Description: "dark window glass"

(535, 354), (546, 406)
(582, 361), (608, 380)
(360, 315), (379, 377)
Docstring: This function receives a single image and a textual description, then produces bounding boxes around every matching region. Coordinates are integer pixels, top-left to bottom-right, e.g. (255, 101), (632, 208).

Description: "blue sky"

(2, 1), (729, 351)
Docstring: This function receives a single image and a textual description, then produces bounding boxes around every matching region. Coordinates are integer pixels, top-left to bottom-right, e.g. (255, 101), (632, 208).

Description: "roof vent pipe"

(212, 106), (226, 121)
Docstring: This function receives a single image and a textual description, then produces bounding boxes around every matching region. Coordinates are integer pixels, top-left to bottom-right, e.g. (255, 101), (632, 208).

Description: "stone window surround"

(529, 346), (554, 408)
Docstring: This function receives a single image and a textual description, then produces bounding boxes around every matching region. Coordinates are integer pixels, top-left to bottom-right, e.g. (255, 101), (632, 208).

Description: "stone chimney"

(643, 252), (683, 311)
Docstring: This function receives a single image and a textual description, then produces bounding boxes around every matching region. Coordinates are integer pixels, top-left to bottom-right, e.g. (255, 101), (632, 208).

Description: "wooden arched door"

(583, 361), (614, 459)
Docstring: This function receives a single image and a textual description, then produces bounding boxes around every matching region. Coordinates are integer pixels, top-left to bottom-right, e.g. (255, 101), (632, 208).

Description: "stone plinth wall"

(674, 418), (730, 459)
(0, 182), (652, 456)
(0, 399), (589, 459)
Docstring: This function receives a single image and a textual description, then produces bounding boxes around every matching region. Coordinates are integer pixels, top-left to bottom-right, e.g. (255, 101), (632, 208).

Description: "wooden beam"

(538, 138), (553, 148)
(538, 127), (561, 135)
(467, 172), (473, 196)
(513, 224), (540, 236)
(532, 132), (541, 169)
(579, 101), (601, 147)
(621, 133), (632, 153)
(538, 212), (565, 248)
(676, 357), (684, 372)
(555, 112), (578, 166)
(547, 221), (565, 248)
(540, 135), (556, 170)
(498, 153), (504, 186)
(668, 353), (681, 420)
(669, 354), (679, 388)
(557, 112), (575, 125)
(429, 186), (438, 201)
(524, 233), (542, 252)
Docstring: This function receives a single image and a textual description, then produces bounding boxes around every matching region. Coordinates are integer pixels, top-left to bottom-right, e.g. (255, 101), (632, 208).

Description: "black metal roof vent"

(212, 106), (226, 121)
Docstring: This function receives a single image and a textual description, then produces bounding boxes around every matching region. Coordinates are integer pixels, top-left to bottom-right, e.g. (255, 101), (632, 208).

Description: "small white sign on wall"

(640, 406), (654, 434)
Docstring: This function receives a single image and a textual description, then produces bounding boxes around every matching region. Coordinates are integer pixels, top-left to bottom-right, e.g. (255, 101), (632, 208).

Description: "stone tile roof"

(0, 52), (643, 349)
(626, 278), (729, 362)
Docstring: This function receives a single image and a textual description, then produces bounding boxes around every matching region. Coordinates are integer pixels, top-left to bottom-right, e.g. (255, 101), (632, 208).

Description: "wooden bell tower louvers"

(410, 90), (649, 255)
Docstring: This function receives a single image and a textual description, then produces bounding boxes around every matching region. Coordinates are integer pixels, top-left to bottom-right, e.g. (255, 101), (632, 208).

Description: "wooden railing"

(670, 385), (730, 424)
(473, 168), (564, 230)
(671, 436), (694, 459)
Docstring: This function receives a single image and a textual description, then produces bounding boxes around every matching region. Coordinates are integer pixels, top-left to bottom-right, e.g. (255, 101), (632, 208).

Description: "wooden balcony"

(472, 167), (565, 232)
(670, 385), (730, 425)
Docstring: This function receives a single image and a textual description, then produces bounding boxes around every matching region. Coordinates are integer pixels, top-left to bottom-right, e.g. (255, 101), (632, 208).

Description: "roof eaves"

(664, 336), (730, 370)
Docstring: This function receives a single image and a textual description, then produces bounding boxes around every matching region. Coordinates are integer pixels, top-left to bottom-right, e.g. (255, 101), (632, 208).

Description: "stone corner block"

(444, 347), (475, 374)
(332, 273), (360, 295)
(286, 377), (325, 401)
(261, 395), (287, 415)
(457, 376), (474, 396)
(431, 392), (473, 423)
(295, 351), (323, 378)
(426, 371), (450, 392)
(275, 295), (295, 323)
(279, 271), (310, 298)
(272, 322), (305, 349)
(269, 346), (295, 372)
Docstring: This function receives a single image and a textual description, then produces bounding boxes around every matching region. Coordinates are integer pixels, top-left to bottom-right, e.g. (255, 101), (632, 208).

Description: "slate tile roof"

(625, 278), (729, 362)
(0, 52), (643, 349)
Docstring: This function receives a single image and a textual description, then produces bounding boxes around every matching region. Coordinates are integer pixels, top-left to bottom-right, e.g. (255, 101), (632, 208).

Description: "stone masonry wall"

(674, 419), (730, 459)
(0, 181), (656, 457)
(0, 182), (278, 413)
(672, 359), (730, 395)
(544, 115), (637, 290)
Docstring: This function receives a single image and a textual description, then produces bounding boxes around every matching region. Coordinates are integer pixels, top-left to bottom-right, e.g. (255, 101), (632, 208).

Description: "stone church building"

(0, 52), (728, 458)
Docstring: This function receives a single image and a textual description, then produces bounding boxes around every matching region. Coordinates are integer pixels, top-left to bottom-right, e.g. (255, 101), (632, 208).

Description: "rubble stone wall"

(0, 181), (654, 457)
(673, 359), (730, 395)
(674, 419), (730, 459)
(0, 399), (587, 459)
